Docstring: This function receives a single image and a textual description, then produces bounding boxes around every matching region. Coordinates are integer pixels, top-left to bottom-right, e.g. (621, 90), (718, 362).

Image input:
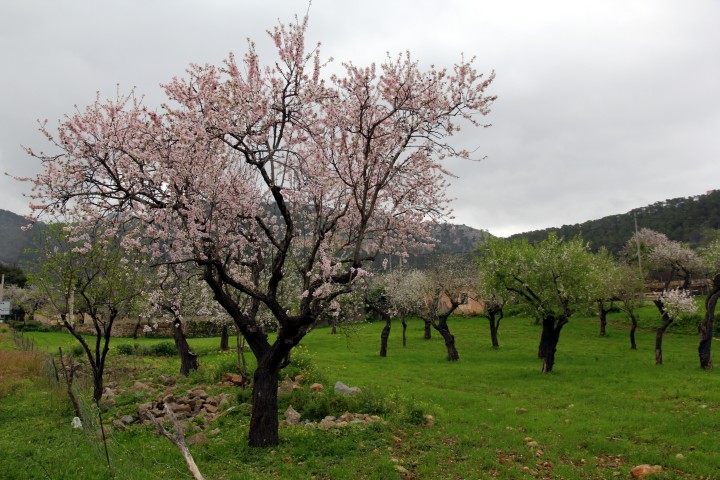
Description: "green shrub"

(71, 345), (85, 357)
(142, 342), (177, 356)
(280, 387), (396, 422)
(211, 356), (240, 382)
(404, 405), (426, 425)
(670, 312), (704, 335)
(282, 344), (326, 385)
(185, 320), (236, 338)
(236, 388), (252, 404)
(7, 320), (50, 332)
(115, 343), (138, 355)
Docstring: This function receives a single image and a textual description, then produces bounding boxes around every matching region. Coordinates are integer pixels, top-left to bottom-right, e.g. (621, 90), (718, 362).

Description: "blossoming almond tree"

(655, 288), (698, 364)
(365, 268), (427, 356)
(612, 264), (646, 350)
(24, 15), (495, 446)
(623, 228), (702, 364)
(416, 256), (475, 361)
(385, 269), (427, 348)
(146, 263), (235, 375)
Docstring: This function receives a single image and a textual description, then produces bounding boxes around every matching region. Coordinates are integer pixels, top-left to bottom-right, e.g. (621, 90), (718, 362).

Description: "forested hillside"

(510, 189), (720, 252)
(408, 223), (492, 268)
(4, 189), (717, 267)
(0, 210), (36, 265)
(1, 208), (489, 270)
(374, 223), (492, 269)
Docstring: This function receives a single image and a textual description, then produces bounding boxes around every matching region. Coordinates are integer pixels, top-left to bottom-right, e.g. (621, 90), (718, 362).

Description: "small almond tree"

(146, 264), (231, 375)
(479, 234), (599, 373)
(623, 228), (702, 364)
(366, 268), (426, 356)
(416, 257), (475, 361)
(593, 248), (621, 337)
(476, 269), (513, 349)
(28, 220), (146, 469)
(655, 288), (698, 364)
(29, 221), (146, 402)
(385, 269), (427, 348)
(613, 264), (646, 349)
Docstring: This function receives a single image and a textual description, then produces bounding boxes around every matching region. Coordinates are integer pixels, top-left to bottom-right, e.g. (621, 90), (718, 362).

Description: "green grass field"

(0, 308), (718, 479)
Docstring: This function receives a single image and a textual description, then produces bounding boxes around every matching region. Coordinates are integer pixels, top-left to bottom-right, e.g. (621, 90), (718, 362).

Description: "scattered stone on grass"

(220, 372), (248, 387)
(335, 381), (361, 395)
(278, 376), (296, 395)
(186, 433), (208, 446)
(157, 374), (177, 386)
(310, 383), (324, 392)
(285, 405), (301, 425)
(394, 465), (409, 474)
(630, 464), (662, 479)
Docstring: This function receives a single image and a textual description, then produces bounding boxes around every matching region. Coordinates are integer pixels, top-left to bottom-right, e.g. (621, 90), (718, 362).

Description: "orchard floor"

(0, 310), (718, 479)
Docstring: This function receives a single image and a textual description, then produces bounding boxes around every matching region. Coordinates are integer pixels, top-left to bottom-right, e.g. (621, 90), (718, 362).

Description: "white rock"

(71, 417), (83, 429)
(335, 381), (361, 395)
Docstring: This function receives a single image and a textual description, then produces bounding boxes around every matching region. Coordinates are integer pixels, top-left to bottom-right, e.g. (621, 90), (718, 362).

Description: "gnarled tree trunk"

(699, 274), (720, 369)
(438, 326), (459, 361)
(538, 314), (568, 373)
(489, 317), (500, 349)
(629, 312), (638, 350)
(431, 316), (459, 361)
(379, 315), (391, 357)
(653, 298), (673, 365)
(423, 319), (432, 339)
(598, 300), (608, 337)
(485, 304), (503, 349)
(246, 339), (310, 447)
(220, 324), (230, 351)
(248, 349), (287, 447)
(132, 315), (142, 340)
(173, 319), (199, 375)
(400, 317), (407, 347)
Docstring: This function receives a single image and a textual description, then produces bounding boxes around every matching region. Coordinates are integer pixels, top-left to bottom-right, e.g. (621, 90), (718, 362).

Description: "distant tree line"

(510, 190), (720, 253)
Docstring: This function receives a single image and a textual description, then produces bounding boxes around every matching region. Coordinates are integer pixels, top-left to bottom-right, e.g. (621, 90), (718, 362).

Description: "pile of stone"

(136, 387), (231, 431)
(220, 372), (249, 388)
(283, 406), (382, 430)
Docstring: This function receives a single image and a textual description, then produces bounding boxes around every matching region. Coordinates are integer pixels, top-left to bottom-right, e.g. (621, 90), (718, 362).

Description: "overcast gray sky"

(2, 0), (718, 237)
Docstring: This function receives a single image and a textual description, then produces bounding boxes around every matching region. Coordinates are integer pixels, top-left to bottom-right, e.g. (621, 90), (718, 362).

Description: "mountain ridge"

(509, 189), (720, 253)
(3, 189), (718, 267)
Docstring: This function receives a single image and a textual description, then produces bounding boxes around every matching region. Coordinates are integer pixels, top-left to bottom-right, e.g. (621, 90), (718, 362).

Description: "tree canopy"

(478, 234), (599, 372)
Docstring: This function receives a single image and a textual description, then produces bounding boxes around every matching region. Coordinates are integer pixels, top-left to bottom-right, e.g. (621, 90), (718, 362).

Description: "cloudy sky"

(1, 0), (718, 237)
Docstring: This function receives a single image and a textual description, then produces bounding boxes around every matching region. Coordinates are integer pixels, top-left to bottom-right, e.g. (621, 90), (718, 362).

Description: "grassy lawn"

(0, 308), (718, 479)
